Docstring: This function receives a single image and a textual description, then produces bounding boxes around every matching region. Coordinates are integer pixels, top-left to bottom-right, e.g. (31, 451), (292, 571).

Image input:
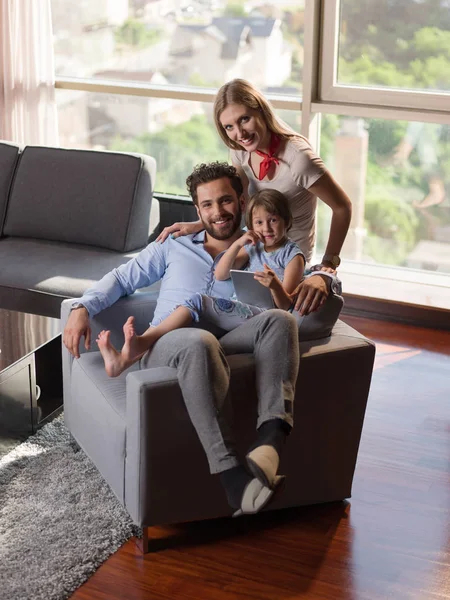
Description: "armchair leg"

(135, 527), (149, 554)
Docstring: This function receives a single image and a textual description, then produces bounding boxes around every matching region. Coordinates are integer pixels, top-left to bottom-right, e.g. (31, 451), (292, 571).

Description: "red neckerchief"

(255, 133), (280, 180)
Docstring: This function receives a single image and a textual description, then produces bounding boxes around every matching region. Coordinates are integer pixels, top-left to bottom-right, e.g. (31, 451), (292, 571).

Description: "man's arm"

(63, 241), (167, 357)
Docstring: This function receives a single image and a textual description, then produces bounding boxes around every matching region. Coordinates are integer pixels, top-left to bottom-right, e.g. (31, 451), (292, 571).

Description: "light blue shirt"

(75, 231), (234, 326)
(244, 239), (305, 281)
(74, 230), (341, 324)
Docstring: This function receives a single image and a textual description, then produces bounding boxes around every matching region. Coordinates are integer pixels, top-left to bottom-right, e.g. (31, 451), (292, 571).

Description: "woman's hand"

(292, 276), (329, 316)
(156, 220), (203, 243)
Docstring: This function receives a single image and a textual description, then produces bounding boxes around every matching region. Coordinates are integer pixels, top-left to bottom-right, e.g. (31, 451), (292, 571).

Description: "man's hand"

(156, 220), (202, 243)
(63, 307), (91, 359)
(310, 263), (337, 274)
(292, 276), (329, 316)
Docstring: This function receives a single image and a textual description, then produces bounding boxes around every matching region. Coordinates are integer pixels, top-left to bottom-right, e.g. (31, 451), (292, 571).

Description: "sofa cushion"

(0, 141), (20, 235)
(3, 146), (154, 252)
(0, 237), (143, 317)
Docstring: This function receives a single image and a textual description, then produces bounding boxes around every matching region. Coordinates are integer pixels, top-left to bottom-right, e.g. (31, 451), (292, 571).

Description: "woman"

(158, 79), (351, 315)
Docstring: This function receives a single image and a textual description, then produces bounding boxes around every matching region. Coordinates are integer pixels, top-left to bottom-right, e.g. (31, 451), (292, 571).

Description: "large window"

(316, 115), (450, 274)
(51, 0), (450, 310)
(51, 0), (305, 94)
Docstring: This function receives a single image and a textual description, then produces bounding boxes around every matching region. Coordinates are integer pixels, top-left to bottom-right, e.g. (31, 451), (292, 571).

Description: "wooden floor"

(71, 316), (450, 600)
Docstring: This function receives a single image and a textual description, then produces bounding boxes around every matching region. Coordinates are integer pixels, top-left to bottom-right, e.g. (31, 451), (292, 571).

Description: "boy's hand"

(235, 230), (262, 248)
(253, 264), (278, 289)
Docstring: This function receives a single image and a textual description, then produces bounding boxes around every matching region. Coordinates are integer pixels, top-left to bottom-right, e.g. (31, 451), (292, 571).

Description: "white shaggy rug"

(0, 416), (138, 600)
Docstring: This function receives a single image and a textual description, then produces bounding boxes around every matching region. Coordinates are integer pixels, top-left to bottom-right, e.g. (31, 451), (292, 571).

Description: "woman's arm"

(308, 171), (352, 267)
(231, 161), (250, 204)
(254, 255), (305, 310)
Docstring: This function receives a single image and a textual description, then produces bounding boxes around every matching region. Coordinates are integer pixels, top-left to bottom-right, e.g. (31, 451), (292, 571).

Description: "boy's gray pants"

(141, 309), (300, 474)
(182, 292), (344, 342)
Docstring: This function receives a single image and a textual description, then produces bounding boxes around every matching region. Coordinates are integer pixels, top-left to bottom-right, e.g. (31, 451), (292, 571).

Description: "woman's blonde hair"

(213, 79), (299, 151)
(245, 189), (293, 232)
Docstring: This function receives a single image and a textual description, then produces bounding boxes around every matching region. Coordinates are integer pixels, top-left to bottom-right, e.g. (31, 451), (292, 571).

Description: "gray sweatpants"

(181, 291), (344, 340)
(183, 292), (267, 331)
(140, 309), (299, 474)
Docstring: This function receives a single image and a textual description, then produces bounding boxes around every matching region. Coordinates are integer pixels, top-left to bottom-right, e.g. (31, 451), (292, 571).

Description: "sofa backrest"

(3, 146), (156, 253)
(0, 141), (21, 236)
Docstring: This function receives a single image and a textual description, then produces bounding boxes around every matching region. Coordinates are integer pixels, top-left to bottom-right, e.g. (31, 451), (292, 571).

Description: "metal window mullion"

(301, 0), (322, 148)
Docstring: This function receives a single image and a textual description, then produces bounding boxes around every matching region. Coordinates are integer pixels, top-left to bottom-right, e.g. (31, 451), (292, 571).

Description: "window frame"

(320, 0), (450, 114)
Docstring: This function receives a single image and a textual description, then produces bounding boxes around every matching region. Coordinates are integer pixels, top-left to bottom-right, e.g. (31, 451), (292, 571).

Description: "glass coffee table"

(0, 308), (63, 444)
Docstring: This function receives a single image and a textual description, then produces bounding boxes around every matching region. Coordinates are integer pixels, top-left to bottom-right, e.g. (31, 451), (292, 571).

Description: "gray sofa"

(0, 140), (156, 317)
(61, 294), (375, 552)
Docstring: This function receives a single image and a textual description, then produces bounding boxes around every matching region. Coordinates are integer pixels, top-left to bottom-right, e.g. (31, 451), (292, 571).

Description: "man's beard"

(201, 207), (242, 241)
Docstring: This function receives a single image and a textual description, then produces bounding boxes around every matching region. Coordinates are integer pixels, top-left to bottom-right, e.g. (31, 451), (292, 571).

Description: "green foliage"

(339, 56), (414, 87)
(115, 19), (161, 49)
(409, 55), (450, 89)
(319, 114), (340, 164)
(363, 193), (420, 265)
(412, 27), (450, 60)
(365, 119), (407, 161)
(223, 2), (246, 17)
(110, 115), (229, 194)
(339, 2), (450, 90)
(188, 73), (209, 87)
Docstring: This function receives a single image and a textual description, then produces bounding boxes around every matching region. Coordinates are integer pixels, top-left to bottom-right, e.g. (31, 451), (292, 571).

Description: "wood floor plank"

(70, 316), (450, 600)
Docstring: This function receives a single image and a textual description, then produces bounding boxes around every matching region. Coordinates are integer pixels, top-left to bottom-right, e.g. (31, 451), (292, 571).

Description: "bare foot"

(121, 316), (155, 363)
(96, 330), (128, 377)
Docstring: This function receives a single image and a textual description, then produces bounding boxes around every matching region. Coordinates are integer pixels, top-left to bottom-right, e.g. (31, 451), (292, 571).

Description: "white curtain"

(0, 0), (59, 145)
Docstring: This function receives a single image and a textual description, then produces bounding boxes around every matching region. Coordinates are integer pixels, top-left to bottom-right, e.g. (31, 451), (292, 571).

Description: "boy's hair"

(186, 161), (243, 206)
(245, 189), (293, 232)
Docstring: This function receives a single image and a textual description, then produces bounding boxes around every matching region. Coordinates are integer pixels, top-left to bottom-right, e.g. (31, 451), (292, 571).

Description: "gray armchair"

(61, 293), (375, 552)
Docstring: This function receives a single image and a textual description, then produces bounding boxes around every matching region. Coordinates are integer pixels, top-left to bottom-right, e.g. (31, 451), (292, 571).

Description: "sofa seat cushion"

(74, 319), (372, 422)
(0, 237), (142, 298)
(0, 237), (145, 316)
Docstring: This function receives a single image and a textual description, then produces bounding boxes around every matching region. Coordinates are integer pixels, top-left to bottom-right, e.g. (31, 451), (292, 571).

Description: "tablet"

(230, 270), (275, 309)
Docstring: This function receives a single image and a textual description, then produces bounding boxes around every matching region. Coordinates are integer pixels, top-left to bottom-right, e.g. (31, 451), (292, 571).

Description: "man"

(64, 162), (337, 516)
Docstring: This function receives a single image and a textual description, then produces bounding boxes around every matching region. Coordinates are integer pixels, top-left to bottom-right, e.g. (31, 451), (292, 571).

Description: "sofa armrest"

(61, 291), (160, 420)
(61, 291), (159, 353)
(124, 367), (181, 524)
